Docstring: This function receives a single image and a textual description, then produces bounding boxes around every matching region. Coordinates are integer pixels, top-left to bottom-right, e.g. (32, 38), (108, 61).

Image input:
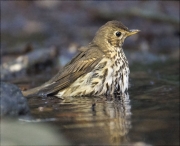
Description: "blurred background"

(1, 1), (179, 82)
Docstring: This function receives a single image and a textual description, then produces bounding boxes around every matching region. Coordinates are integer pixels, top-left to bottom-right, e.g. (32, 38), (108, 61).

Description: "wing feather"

(37, 46), (104, 96)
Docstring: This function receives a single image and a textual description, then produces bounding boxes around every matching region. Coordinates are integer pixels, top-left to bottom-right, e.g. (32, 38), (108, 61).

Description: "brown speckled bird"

(23, 20), (139, 98)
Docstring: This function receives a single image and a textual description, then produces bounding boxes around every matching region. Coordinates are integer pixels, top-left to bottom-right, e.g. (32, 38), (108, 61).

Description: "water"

(22, 59), (179, 145)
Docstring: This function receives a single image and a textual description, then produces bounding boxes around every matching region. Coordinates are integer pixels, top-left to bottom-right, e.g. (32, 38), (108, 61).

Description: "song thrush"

(23, 20), (139, 98)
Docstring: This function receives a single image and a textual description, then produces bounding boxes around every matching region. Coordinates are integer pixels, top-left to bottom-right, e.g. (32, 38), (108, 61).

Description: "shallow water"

(21, 59), (179, 145)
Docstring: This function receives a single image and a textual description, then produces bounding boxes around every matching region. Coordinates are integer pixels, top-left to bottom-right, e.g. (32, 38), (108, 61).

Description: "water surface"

(23, 59), (179, 145)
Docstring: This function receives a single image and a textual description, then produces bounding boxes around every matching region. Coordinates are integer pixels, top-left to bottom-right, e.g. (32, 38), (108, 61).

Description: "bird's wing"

(37, 46), (104, 96)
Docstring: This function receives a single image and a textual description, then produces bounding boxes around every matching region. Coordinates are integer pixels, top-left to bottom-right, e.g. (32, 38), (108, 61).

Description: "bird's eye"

(115, 31), (121, 37)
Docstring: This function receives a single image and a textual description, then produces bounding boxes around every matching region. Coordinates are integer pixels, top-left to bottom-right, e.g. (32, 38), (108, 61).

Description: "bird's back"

(22, 45), (104, 98)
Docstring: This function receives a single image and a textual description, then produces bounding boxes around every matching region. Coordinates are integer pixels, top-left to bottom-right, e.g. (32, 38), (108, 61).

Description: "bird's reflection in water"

(104, 93), (131, 143)
(59, 93), (131, 144)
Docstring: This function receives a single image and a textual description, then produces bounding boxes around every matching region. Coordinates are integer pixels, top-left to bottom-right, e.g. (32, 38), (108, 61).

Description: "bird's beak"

(127, 29), (140, 37)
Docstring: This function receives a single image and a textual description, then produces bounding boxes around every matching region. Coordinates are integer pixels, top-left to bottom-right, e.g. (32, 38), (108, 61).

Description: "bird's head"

(92, 20), (140, 49)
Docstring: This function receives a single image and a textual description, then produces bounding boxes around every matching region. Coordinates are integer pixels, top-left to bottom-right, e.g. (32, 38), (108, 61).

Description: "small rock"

(0, 82), (29, 117)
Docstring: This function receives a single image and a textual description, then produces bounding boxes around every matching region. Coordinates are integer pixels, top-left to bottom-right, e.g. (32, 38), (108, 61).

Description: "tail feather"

(22, 85), (48, 98)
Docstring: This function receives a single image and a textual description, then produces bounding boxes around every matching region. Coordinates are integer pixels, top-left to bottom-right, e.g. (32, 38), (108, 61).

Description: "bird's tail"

(22, 85), (48, 98)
